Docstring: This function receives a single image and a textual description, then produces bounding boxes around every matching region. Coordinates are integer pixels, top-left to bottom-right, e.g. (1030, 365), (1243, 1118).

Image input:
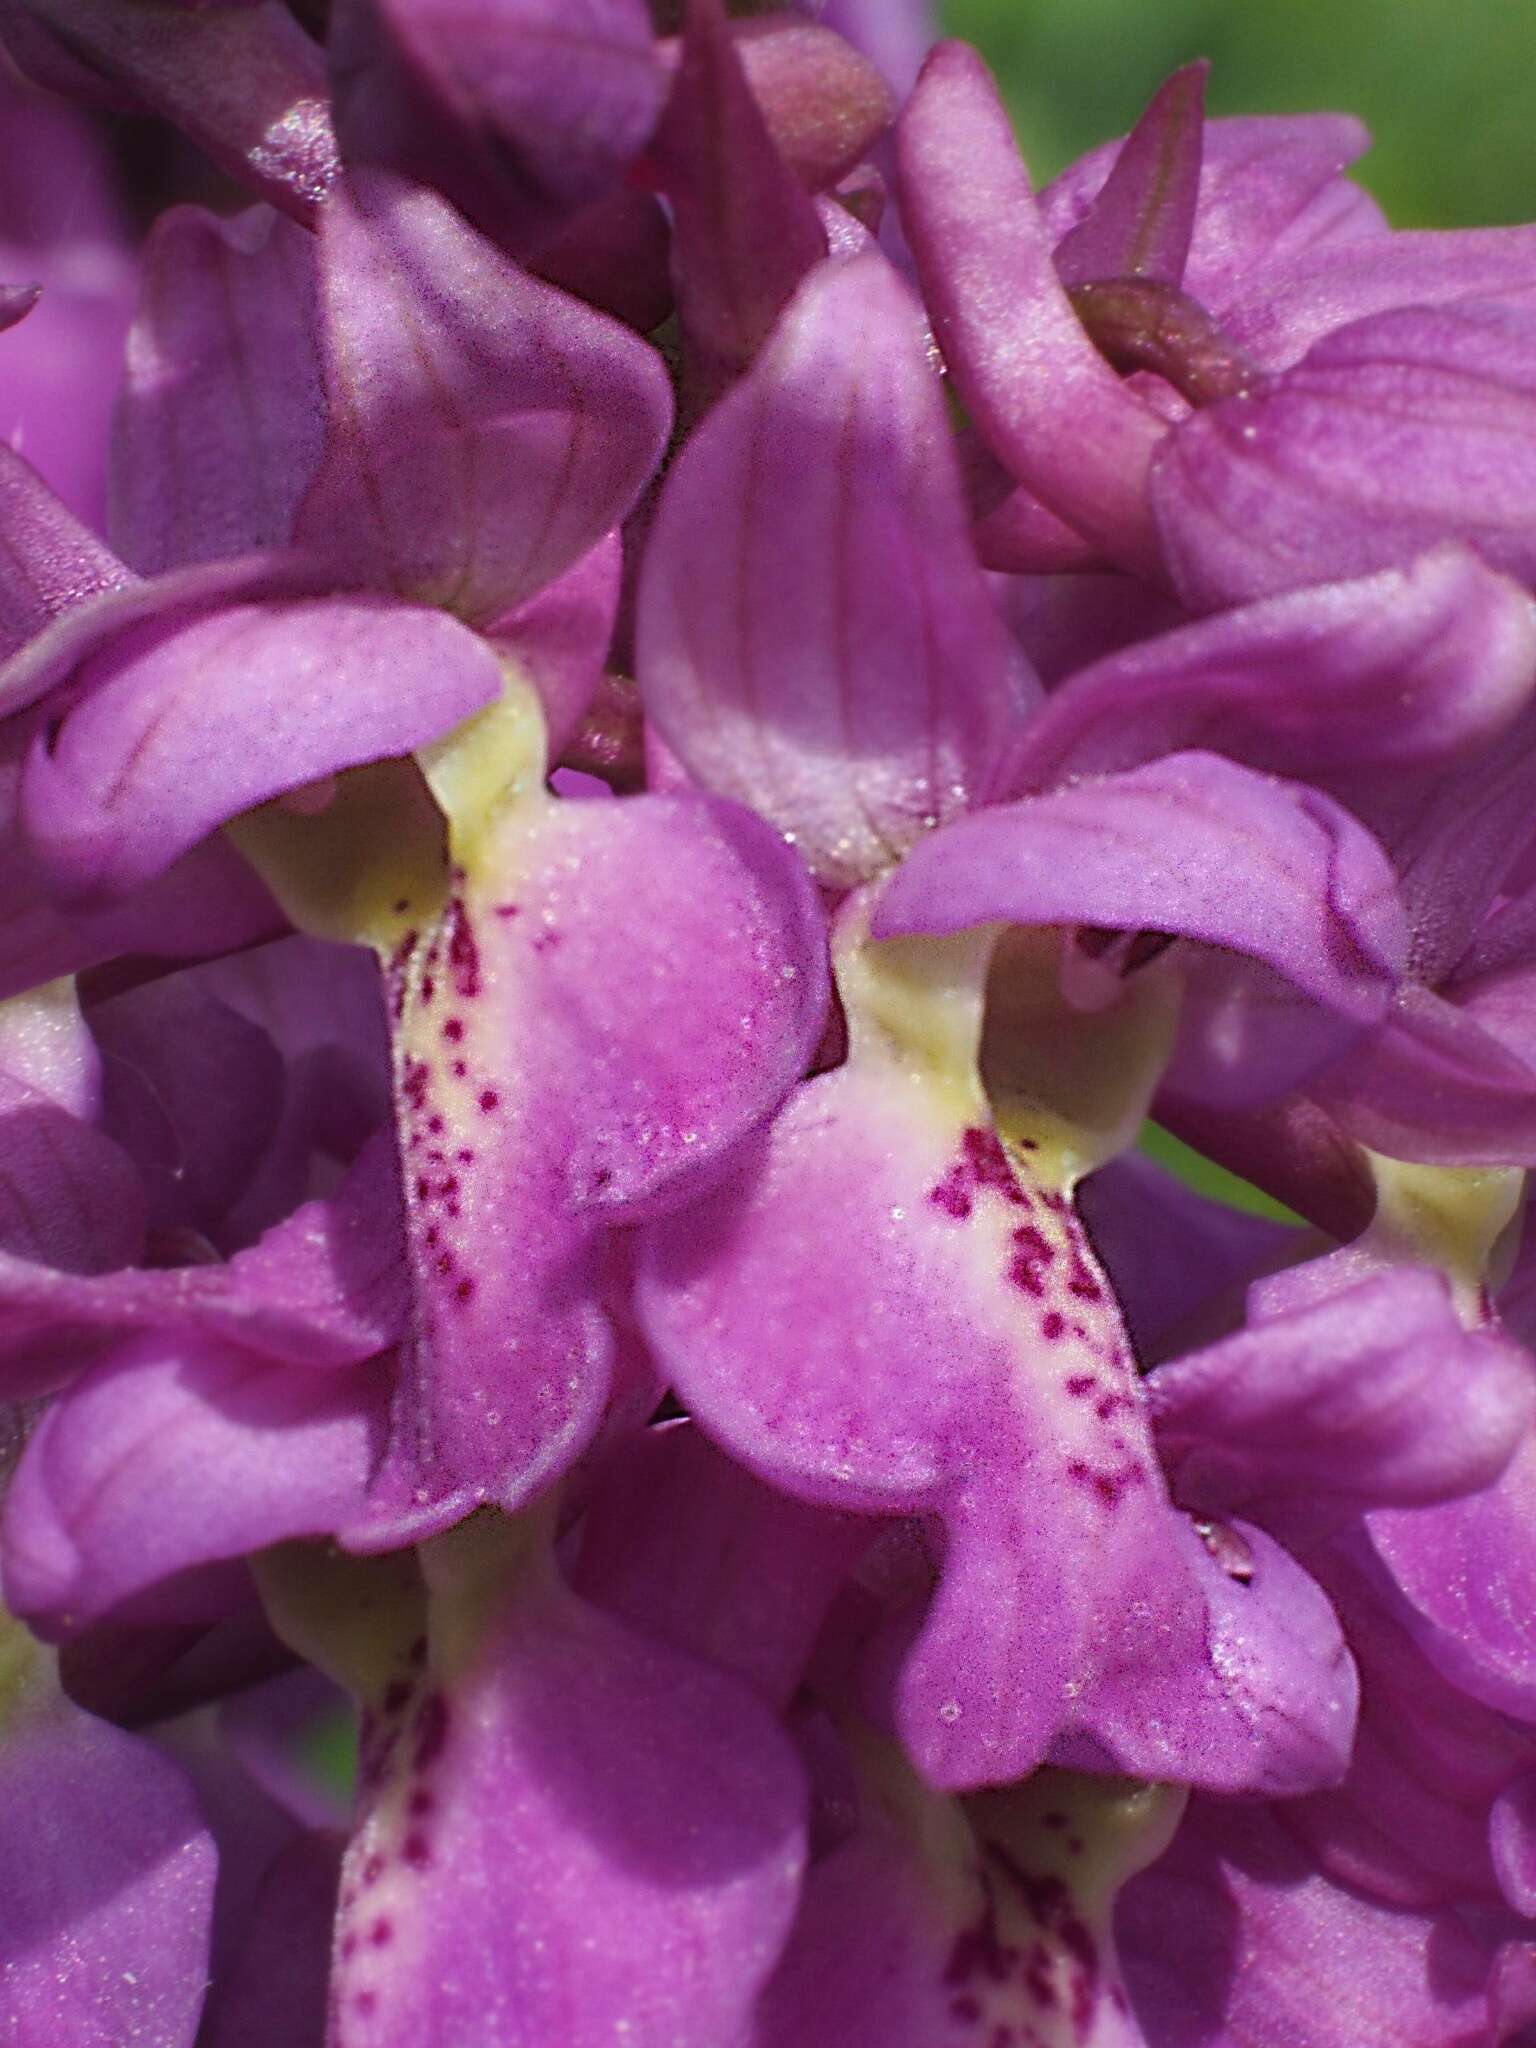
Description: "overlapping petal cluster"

(0, 2), (1535, 2043)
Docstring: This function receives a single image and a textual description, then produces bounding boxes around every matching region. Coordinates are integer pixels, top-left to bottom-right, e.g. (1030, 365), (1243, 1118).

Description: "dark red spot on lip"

(361, 1854), (385, 1886)
(452, 1059), (468, 1077)
(929, 1168), (972, 1218)
(420, 975), (435, 1005)
(1008, 1224), (1055, 1295)
(446, 898), (482, 996)
(369, 1917), (393, 1947)
(443, 1018), (464, 1043)
(402, 1833), (432, 1869)
(944, 1881), (1018, 1989)
(533, 930), (562, 953)
(1042, 1311), (1066, 1340)
(1024, 1959), (1059, 2008)
(355, 1990), (378, 2017)
(408, 1789), (434, 1818)
(1067, 1458), (1137, 1508)
(496, 903), (520, 919)
(392, 897), (410, 915)
(454, 1276), (475, 1304)
(1065, 1373), (1097, 1397)
(963, 1126), (1029, 1204)
(478, 1089), (500, 1113)
(413, 1692), (449, 1770)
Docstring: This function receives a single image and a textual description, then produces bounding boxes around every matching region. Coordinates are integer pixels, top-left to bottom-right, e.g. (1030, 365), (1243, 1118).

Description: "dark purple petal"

(293, 172), (672, 624)
(14, 0), (339, 222)
(526, 186), (673, 331)
(897, 41), (1163, 572)
(1117, 1795), (1502, 2046)
(1367, 1432), (1536, 1721)
(329, 0), (663, 260)
(0, 823), (284, 1006)
(1288, 1544), (1534, 1913)
(1078, 1151), (1295, 1362)
(638, 250), (1036, 886)
(0, 1679), (217, 2046)
(89, 975), (286, 1240)
(1313, 981), (1536, 1167)
(1012, 547), (1536, 794)
(645, 0), (826, 377)
(110, 203), (323, 574)
(0, 1136), (407, 1396)
(1153, 301), (1536, 610)
(21, 577), (506, 899)
(576, 1421), (872, 1706)
(1492, 1773), (1536, 1918)
(2, 1332), (387, 1635)
(1054, 64), (1208, 290)
(201, 1831), (337, 2048)
(1153, 1089), (1374, 1241)
(660, 15), (894, 193)
(0, 1095), (145, 1276)
(1151, 1266), (1536, 1517)
(0, 283), (42, 333)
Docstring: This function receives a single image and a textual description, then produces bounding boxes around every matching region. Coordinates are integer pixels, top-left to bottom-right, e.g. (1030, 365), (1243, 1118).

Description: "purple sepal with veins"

(899, 42), (1536, 602)
(637, 245), (1036, 889)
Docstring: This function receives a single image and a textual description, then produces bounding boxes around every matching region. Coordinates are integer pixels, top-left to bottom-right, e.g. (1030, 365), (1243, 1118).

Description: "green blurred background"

(938, 0), (1536, 229)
